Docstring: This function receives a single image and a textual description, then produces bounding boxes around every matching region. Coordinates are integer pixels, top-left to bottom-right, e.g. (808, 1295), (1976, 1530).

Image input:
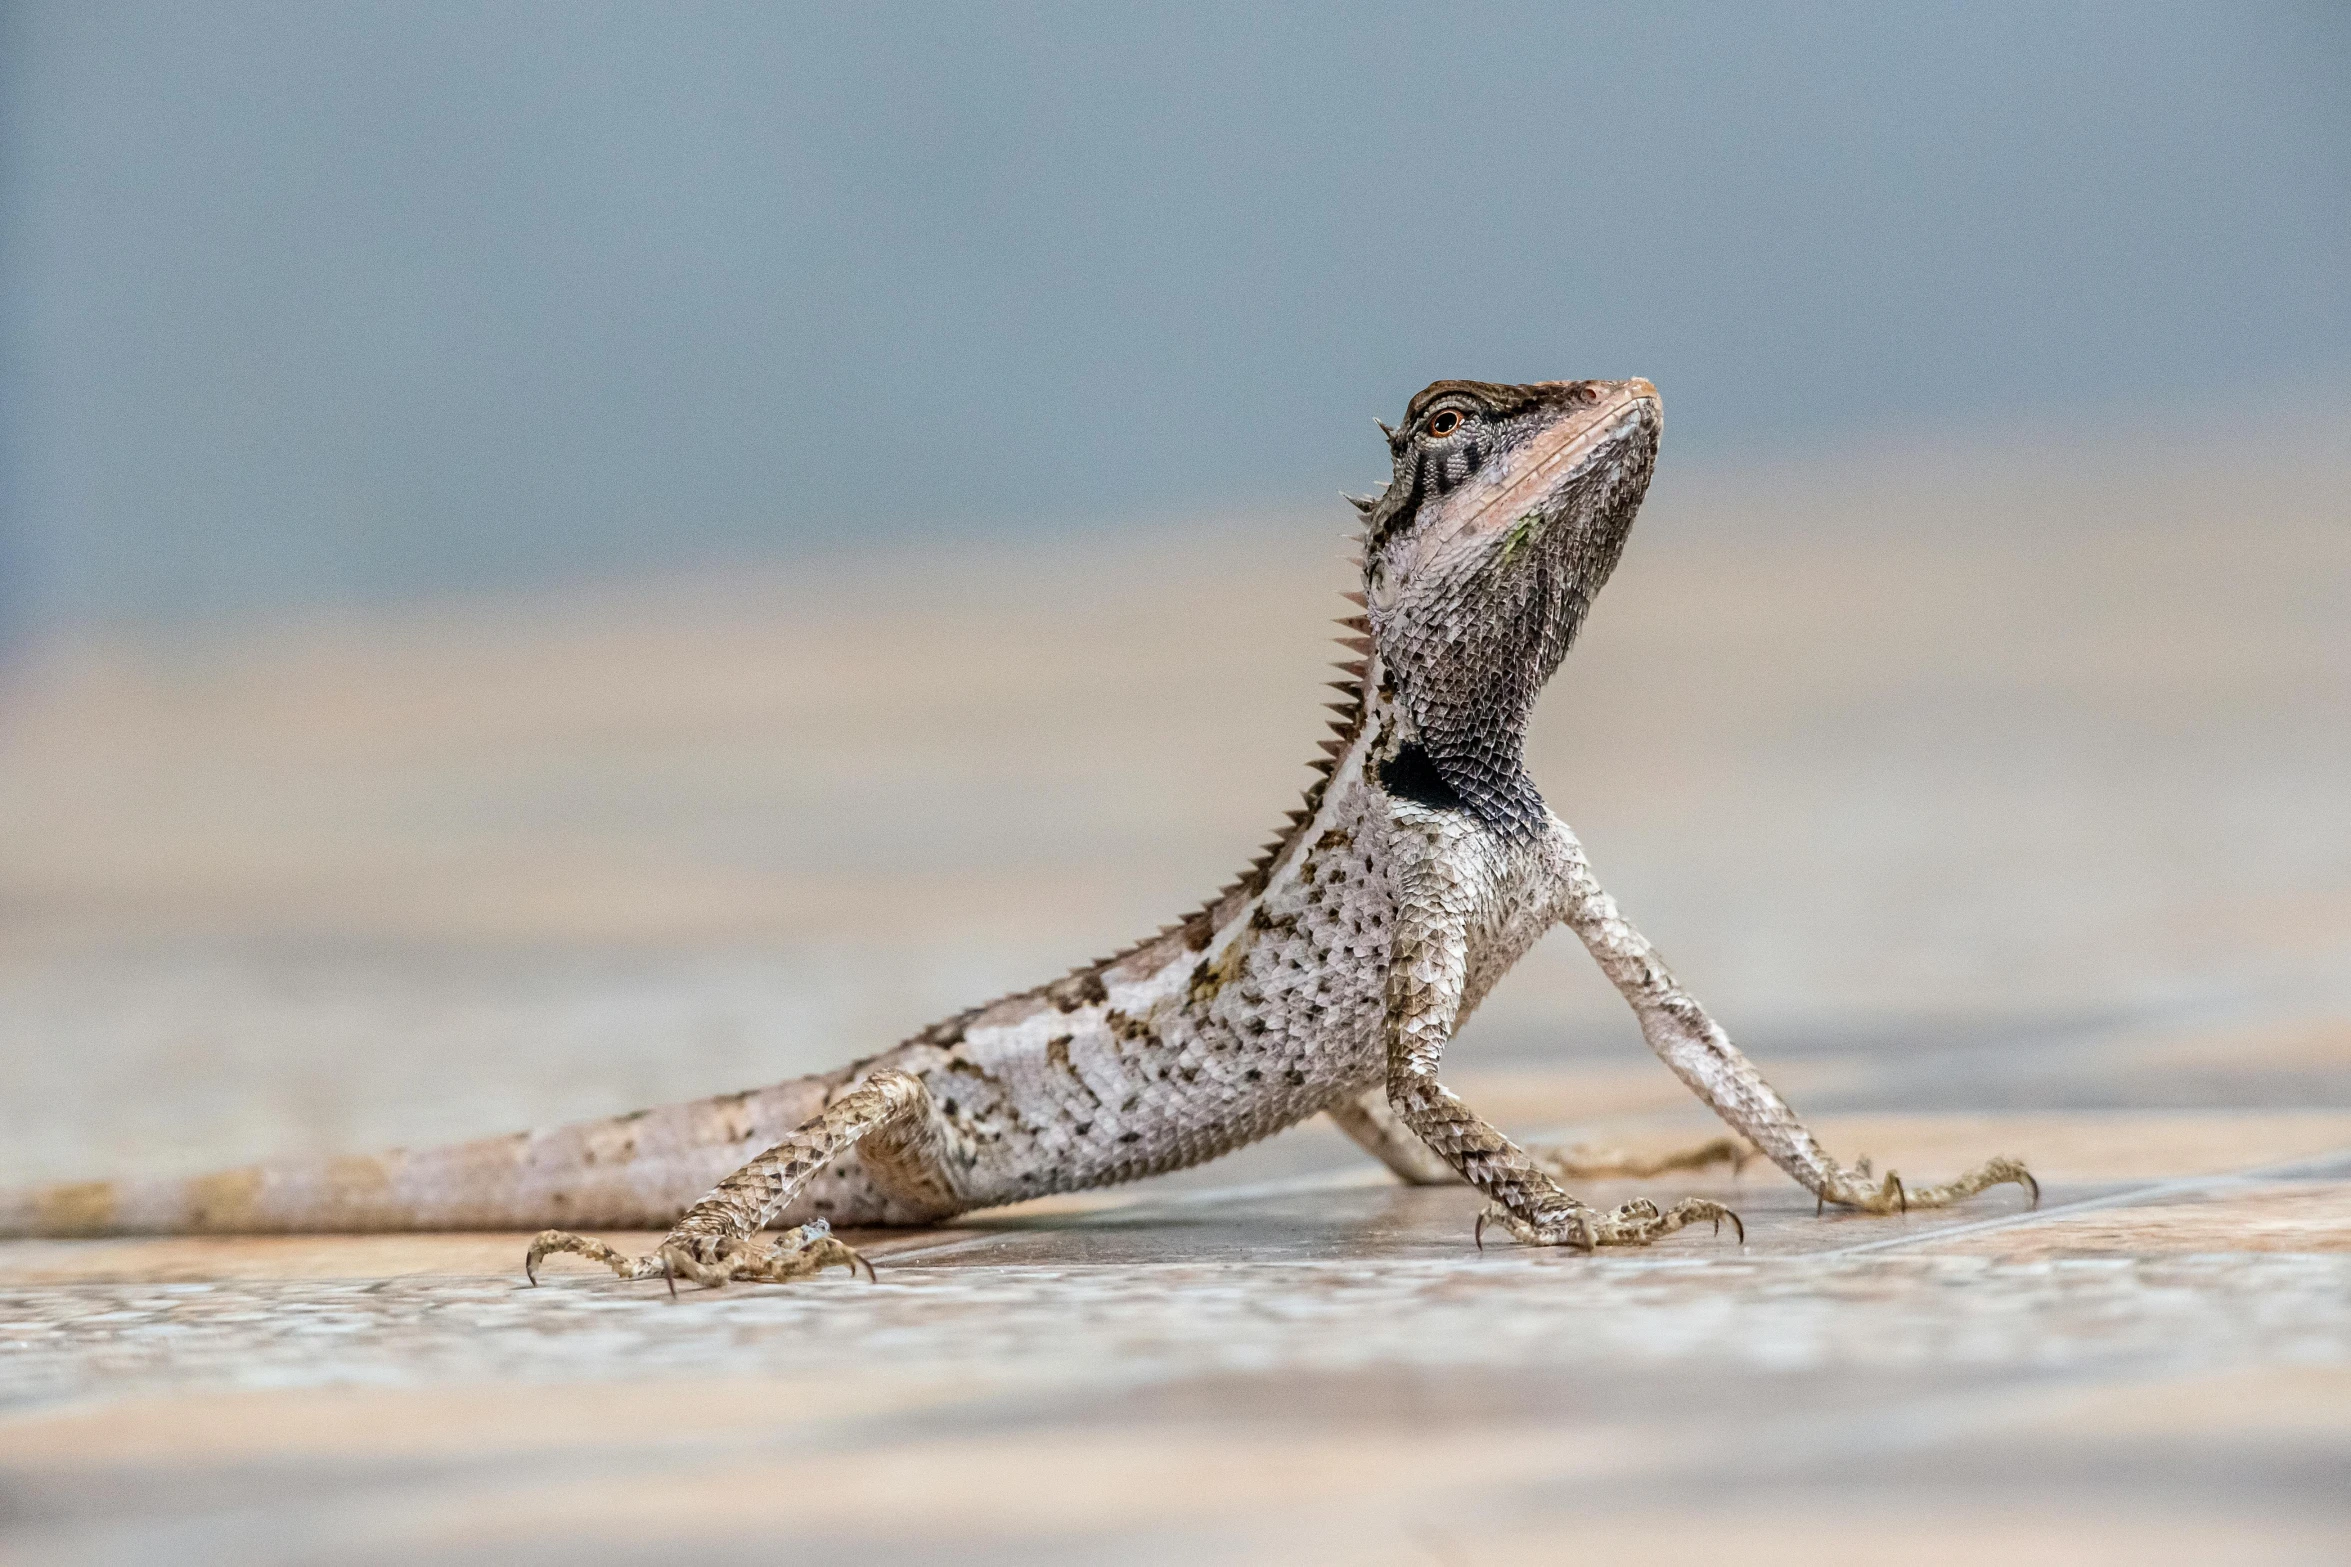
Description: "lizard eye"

(1425, 409), (1462, 438)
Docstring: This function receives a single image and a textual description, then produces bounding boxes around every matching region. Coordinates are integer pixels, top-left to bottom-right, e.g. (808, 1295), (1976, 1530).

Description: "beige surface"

(2, 415), (2348, 1563)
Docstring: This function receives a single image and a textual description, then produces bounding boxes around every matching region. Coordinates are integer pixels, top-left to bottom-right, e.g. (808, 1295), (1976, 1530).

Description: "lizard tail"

(0, 1071), (850, 1237)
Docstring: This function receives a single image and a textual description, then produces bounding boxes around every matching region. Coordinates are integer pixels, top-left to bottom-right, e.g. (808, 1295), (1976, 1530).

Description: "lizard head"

(1359, 377), (1662, 832)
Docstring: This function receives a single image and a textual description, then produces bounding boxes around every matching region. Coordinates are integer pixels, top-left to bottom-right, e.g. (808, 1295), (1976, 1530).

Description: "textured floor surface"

(2, 418), (2347, 1563)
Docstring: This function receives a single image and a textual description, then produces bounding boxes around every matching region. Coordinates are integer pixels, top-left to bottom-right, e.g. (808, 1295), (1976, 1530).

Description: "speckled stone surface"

(2, 421), (2347, 1563)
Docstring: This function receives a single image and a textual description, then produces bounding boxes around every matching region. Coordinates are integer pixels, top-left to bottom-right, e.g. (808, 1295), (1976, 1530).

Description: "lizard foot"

(525, 1218), (875, 1290)
(1476, 1195), (1744, 1251)
(1525, 1136), (1753, 1182)
(1813, 1154), (2039, 1217)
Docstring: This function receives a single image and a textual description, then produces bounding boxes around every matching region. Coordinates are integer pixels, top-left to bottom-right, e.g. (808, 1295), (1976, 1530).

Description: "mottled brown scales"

(1, 376), (2037, 1283)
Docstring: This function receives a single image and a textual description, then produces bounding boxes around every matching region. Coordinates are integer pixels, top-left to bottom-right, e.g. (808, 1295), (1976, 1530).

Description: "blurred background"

(7, 1), (2346, 629)
(1, 2), (2346, 1182)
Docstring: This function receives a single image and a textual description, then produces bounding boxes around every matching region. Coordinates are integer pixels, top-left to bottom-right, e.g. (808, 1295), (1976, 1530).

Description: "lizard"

(0, 376), (2036, 1286)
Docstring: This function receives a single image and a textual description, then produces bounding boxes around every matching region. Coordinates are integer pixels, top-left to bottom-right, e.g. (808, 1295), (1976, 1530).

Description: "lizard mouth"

(1457, 379), (1659, 546)
(1395, 379), (1661, 574)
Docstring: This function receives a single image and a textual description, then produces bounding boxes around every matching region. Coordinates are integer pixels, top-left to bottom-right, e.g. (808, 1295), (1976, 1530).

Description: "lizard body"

(1, 378), (2033, 1281)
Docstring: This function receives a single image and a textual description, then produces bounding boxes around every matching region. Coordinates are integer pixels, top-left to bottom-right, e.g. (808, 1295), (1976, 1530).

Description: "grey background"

(3, 1), (2345, 632)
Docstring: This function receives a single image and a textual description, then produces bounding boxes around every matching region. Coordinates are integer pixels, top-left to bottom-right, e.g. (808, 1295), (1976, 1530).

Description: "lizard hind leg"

(1329, 1088), (1756, 1189)
(1525, 1136), (1754, 1182)
(525, 1067), (954, 1289)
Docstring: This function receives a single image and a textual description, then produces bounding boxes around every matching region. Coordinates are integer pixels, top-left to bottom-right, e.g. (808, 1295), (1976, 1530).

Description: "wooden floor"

(3, 417), (2347, 1563)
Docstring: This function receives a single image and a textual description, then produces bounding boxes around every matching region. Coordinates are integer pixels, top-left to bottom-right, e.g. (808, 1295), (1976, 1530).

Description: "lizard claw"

(1814, 1156), (2035, 1216)
(1477, 1196), (1741, 1251)
(521, 1219), (873, 1290)
(526, 1228), (661, 1285)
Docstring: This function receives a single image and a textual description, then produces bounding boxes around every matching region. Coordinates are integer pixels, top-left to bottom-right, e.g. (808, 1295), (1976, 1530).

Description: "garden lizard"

(1, 377), (2035, 1285)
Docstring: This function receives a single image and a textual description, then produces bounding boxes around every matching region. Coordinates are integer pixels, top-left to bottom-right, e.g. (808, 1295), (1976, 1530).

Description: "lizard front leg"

(1382, 815), (1740, 1251)
(525, 1067), (963, 1288)
(1547, 821), (2036, 1216)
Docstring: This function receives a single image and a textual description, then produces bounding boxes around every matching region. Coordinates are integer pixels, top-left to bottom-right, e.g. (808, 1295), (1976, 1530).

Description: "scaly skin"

(2, 377), (2035, 1283)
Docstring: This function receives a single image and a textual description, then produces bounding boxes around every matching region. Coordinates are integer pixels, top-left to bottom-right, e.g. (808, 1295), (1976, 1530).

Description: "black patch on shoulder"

(1378, 742), (1465, 811)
